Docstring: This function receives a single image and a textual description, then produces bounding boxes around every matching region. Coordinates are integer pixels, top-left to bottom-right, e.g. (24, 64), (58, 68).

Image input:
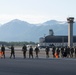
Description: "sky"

(0, 0), (76, 24)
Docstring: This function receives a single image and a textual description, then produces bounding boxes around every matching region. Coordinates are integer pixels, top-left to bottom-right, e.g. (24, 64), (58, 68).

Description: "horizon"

(0, 19), (67, 25)
(0, 0), (76, 24)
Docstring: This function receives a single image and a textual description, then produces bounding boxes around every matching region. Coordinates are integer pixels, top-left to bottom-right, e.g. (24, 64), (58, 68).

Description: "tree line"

(0, 41), (38, 46)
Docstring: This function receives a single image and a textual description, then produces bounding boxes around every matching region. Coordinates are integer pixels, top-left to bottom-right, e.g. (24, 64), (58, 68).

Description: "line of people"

(52, 46), (76, 58)
(0, 44), (40, 59)
(0, 44), (15, 59)
(22, 44), (40, 59)
(0, 44), (76, 59)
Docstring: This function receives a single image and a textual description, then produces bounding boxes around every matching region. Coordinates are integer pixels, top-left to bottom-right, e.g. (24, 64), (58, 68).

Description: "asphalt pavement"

(0, 58), (76, 75)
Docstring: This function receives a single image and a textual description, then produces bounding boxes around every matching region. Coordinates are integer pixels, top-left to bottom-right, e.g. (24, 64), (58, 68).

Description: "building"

(39, 30), (76, 47)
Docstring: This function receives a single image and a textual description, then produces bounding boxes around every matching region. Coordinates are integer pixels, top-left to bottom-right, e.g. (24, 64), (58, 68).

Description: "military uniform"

(22, 45), (27, 58)
(29, 46), (33, 58)
(10, 45), (15, 59)
(1, 45), (5, 58)
(45, 47), (50, 58)
(34, 47), (39, 58)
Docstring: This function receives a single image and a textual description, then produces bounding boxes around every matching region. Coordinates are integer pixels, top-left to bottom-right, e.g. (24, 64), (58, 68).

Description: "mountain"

(0, 19), (36, 41)
(0, 19), (76, 42)
(0, 24), (2, 26)
(43, 20), (59, 25)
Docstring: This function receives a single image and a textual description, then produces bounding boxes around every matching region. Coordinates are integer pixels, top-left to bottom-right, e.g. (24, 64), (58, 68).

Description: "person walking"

(34, 46), (40, 58)
(75, 47), (76, 58)
(29, 46), (33, 58)
(1, 44), (5, 59)
(22, 44), (27, 58)
(67, 46), (70, 58)
(63, 47), (67, 57)
(45, 47), (50, 58)
(56, 47), (60, 58)
(70, 47), (74, 58)
(10, 45), (15, 59)
(52, 46), (56, 58)
(61, 46), (64, 58)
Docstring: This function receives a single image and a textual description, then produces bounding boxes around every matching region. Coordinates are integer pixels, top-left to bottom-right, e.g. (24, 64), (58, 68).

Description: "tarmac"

(0, 57), (76, 75)
(0, 48), (76, 75)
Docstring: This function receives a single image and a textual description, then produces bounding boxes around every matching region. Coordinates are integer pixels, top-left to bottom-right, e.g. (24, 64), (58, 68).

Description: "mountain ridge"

(0, 19), (76, 42)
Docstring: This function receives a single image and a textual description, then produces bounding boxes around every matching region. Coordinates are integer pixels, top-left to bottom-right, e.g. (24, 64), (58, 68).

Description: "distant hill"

(0, 19), (76, 42)
(0, 24), (2, 26)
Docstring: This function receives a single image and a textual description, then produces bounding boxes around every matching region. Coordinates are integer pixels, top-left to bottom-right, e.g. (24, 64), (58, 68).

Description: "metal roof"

(44, 35), (76, 43)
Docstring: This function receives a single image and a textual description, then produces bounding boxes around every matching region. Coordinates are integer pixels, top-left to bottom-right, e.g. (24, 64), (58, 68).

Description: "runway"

(0, 58), (76, 75)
